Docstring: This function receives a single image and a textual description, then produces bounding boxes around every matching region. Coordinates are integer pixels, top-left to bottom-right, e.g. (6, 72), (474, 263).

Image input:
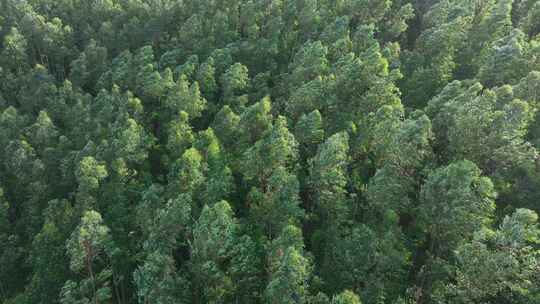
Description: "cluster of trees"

(0, 0), (540, 303)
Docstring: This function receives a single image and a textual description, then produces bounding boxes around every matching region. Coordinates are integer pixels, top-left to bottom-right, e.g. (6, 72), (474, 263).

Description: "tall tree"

(62, 210), (114, 304)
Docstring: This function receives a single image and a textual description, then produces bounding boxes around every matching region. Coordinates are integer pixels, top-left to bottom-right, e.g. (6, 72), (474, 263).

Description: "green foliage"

(439, 208), (540, 303)
(241, 115), (299, 184)
(191, 201), (237, 303)
(419, 160), (496, 256)
(265, 247), (312, 304)
(309, 132), (350, 224)
(1, 1), (540, 303)
(1, 27), (29, 73)
(295, 110), (325, 152)
(427, 80), (536, 175)
(66, 210), (111, 273)
(165, 74), (207, 119)
(63, 210), (114, 304)
(27, 199), (75, 303)
(76, 157), (108, 194)
(249, 166), (304, 238)
(332, 290), (362, 304)
(134, 251), (189, 304)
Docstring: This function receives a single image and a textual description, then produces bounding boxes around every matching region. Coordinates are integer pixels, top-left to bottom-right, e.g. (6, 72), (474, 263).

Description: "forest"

(0, 0), (540, 303)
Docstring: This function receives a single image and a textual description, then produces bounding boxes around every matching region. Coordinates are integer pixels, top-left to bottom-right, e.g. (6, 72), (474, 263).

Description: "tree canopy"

(1, 1), (540, 304)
